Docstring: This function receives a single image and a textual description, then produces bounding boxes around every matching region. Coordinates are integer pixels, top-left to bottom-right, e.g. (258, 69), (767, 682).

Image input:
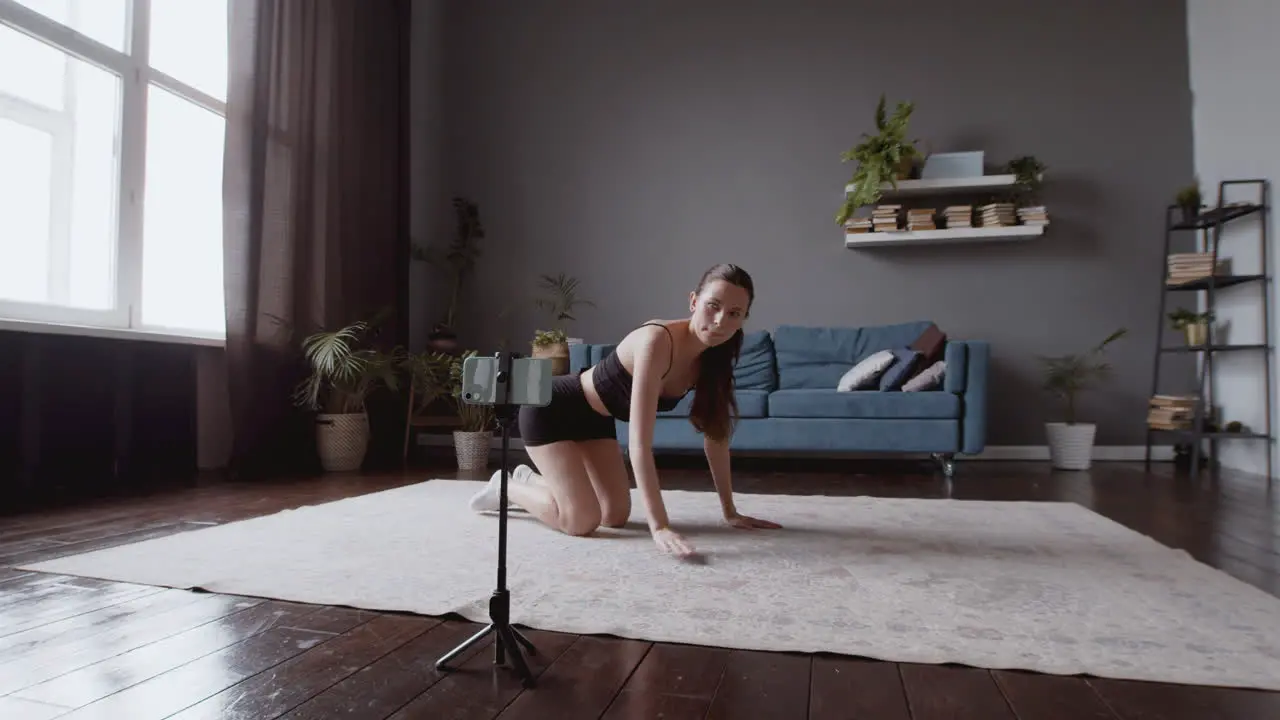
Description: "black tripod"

(434, 352), (540, 687)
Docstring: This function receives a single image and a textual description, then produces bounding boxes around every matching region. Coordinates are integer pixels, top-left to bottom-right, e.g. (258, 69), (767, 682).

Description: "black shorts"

(518, 372), (617, 447)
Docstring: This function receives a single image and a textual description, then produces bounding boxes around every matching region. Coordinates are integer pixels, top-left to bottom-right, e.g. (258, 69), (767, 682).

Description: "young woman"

(467, 263), (782, 558)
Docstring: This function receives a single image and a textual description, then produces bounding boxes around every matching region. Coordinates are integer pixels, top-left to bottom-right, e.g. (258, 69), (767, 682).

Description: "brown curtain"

(221, 0), (411, 479)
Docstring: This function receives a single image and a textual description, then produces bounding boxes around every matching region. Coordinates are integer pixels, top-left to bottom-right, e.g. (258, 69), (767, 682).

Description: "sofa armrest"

(944, 340), (989, 455)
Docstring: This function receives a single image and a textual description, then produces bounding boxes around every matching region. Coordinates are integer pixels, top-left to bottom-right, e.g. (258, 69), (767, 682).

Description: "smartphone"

(461, 353), (554, 407)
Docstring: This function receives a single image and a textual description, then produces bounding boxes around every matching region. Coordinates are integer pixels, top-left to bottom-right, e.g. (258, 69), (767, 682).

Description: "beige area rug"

(18, 479), (1280, 690)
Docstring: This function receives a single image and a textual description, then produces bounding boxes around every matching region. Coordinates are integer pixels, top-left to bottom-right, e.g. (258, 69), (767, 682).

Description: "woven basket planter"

(453, 430), (492, 470)
(531, 341), (570, 376)
(1045, 422), (1096, 470)
(316, 412), (369, 472)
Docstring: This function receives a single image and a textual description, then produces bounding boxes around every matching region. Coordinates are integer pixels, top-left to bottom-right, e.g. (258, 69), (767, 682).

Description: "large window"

(0, 0), (227, 343)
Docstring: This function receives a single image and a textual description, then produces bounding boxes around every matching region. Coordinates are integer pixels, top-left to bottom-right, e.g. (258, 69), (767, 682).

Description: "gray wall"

(412, 0), (1199, 446)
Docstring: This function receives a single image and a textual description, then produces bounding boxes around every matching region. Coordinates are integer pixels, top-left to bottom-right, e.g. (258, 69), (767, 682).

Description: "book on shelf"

(978, 202), (1016, 227)
(944, 205), (973, 228)
(872, 204), (901, 231)
(907, 208), (936, 230)
(1166, 252), (1227, 284)
(1147, 394), (1197, 430)
(843, 217), (872, 233)
(1017, 205), (1050, 226)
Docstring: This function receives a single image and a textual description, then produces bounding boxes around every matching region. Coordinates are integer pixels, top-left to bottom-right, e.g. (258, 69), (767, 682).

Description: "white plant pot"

(1045, 422), (1096, 470)
(454, 430), (492, 470)
(316, 412), (370, 472)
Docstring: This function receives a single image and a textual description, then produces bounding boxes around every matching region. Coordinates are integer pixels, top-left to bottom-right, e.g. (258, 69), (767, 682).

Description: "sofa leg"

(931, 452), (955, 478)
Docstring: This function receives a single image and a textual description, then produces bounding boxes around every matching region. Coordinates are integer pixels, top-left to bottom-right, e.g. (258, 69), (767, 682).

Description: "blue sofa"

(567, 321), (989, 476)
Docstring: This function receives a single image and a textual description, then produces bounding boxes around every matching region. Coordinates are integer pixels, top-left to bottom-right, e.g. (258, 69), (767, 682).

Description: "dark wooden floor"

(2, 456), (1278, 719)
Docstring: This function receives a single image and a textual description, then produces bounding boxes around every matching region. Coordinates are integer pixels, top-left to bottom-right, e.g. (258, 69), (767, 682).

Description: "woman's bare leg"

(502, 441), (602, 536)
(579, 438), (633, 528)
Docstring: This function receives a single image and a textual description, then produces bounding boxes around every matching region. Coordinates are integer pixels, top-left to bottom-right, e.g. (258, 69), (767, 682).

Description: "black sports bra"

(590, 322), (693, 421)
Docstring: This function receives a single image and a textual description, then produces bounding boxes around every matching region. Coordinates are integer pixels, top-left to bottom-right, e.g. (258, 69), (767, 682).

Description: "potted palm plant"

(412, 197), (484, 353)
(1037, 328), (1127, 470)
(836, 94), (921, 226)
(532, 272), (594, 375)
(293, 320), (402, 472)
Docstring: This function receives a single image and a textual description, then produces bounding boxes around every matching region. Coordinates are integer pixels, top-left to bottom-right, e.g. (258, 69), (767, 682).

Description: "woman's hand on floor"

(725, 512), (783, 530)
(652, 527), (696, 558)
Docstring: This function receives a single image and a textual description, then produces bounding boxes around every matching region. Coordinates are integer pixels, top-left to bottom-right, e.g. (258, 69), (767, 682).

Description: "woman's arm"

(703, 434), (783, 530)
(703, 434), (737, 519)
(626, 327), (674, 533)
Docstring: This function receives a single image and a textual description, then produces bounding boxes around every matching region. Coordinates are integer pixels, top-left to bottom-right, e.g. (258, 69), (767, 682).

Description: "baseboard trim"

(416, 435), (1175, 462)
(971, 446), (1175, 462)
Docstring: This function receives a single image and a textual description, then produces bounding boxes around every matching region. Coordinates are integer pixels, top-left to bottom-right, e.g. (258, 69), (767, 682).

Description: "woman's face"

(689, 279), (751, 346)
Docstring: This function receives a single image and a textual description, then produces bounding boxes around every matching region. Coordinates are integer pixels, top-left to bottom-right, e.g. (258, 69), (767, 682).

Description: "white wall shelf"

(844, 174), (1024, 198)
(843, 225), (1045, 248)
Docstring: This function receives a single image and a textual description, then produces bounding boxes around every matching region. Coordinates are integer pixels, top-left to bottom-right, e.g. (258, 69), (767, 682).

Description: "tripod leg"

(494, 625), (506, 666)
(497, 625), (537, 688)
(510, 626), (539, 656)
(435, 623), (495, 671)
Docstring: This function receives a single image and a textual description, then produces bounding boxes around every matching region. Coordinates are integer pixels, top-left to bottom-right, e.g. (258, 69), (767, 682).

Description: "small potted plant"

(836, 94), (921, 226)
(1168, 307), (1213, 346)
(293, 320), (402, 472)
(1175, 184), (1202, 225)
(447, 350), (495, 470)
(1037, 328), (1127, 470)
(413, 196), (485, 353)
(1004, 155), (1047, 206)
(531, 272), (594, 375)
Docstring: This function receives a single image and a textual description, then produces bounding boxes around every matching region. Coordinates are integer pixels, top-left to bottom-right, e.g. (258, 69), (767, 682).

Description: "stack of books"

(907, 208), (936, 231)
(1147, 394), (1197, 430)
(944, 205), (973, 229)
(843, 217), (872, 234)
(1166, 252), (1216, 284)
(872, 204), (901, 232)
(1017, 205), (1049, 226)
(978, 202), (1016, 227)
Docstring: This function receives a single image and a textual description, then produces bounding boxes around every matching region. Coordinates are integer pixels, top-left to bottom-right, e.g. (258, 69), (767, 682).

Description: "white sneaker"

(468, 464), (535, 513)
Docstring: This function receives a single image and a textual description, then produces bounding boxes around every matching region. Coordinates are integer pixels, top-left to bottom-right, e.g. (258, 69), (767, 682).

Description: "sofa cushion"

(837, 349), (895, 391)
(768, 389), (960, 419)
(904, 360), (946, 391)
(657, 389), (769, 418)
(734, 330), (776, 390)
(879, 348), (923, 391)
(773, 322), (935, 389)
(910, 323), (947, 364)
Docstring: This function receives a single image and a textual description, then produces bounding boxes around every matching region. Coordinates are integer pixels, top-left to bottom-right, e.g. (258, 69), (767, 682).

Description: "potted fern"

(532, 272), (594, 375)
(1037, 328), (1127, 470)
(293, 321), (402, 472)
(836, 94), (921, 226)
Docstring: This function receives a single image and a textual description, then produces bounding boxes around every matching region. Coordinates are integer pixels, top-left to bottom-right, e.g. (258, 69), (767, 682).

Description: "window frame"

(0, 0), (228, 346)
(0, 81), (75, 308)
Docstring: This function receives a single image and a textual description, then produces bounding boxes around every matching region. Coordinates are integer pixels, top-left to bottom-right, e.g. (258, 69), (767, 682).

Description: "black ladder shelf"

(1145, 179), (1273, 481)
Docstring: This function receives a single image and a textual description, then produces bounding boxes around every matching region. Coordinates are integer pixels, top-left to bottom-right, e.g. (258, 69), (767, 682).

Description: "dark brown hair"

(689, 263), (755, 443)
